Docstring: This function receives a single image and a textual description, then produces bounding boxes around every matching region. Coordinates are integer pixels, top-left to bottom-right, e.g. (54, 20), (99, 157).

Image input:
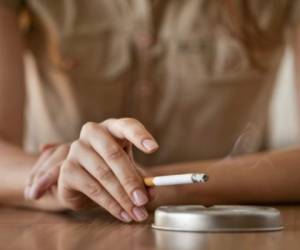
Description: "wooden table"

(0, 206), (299, 250)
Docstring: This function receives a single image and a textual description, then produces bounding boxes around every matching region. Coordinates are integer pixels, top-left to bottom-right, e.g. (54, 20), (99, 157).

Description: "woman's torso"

(16, 0), (297, 165)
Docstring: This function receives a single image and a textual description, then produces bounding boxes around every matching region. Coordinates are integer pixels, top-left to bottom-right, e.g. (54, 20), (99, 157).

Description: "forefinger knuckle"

(81, 122), (97, 137)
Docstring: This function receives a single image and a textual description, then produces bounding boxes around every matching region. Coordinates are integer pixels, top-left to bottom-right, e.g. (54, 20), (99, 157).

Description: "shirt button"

(60, 58), (79, 71)
(58, 55), (79, 71)
(134, 32), (154, 50)
(136, 81), (153, 97)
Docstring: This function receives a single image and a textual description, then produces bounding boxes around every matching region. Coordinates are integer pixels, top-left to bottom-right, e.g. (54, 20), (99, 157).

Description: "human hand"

(25, 118), (159, 222)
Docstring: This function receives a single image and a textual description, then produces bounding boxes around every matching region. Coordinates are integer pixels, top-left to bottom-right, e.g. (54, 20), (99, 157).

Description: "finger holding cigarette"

(144, 173), (209, 187)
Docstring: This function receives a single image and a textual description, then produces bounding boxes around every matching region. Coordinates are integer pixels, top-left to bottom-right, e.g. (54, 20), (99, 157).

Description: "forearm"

(149, 147), (300, 208)
(0, 7), (40, 209)
(0, 140), (37, 207)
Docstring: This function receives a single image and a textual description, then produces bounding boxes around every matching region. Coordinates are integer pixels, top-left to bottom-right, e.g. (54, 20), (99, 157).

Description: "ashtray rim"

(152, 205), (284, 233)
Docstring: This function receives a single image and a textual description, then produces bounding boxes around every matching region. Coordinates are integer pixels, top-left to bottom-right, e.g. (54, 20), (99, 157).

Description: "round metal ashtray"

(152, 205), (283, 232)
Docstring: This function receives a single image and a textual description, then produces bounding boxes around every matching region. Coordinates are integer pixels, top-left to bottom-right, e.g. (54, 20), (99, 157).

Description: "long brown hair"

(221, 0), (294, 70)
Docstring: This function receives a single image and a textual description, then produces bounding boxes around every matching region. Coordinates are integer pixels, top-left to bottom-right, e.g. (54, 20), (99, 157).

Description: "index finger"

(102, 118), (159, 153)
(80, 123), (149, 207)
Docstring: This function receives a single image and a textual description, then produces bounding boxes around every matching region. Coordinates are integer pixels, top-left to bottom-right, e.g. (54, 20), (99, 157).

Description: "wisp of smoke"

(215, 122), (275, 169)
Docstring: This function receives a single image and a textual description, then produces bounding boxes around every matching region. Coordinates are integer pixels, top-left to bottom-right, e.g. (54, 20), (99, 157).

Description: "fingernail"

(36, 174), (51, 188)
(120, 211), (132, 223)
(132, 189), (149, 206)
(142, 139), (158, 151)
(133, 207), (148, 221)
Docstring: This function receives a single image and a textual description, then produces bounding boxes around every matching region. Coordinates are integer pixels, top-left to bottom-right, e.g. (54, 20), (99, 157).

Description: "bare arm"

(147, 29), (300, 208)
(0, 6), (158, 219)
(147, 148), (300, 208)
(0, 6), (38, 207)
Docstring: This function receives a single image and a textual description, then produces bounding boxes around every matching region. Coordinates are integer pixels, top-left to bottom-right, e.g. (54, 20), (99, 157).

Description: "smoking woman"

(0, 1), (300, 223)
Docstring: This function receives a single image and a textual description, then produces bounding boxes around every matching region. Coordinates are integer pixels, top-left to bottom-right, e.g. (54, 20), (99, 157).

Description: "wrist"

(0, 154), (37, 208)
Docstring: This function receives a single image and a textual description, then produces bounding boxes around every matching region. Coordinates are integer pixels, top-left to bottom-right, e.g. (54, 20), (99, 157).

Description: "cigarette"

(144, 173), (209, 187)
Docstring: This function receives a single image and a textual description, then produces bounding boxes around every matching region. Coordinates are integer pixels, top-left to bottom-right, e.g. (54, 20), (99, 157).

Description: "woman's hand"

(25, 143), (70, 201)
(25, 118), (159, 222)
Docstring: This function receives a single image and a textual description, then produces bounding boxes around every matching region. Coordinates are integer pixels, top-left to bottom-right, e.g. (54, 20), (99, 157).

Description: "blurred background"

(269, 46), (300, 149)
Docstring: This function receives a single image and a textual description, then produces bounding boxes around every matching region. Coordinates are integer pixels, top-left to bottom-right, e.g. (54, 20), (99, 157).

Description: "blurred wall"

(268, 47), (300, 149)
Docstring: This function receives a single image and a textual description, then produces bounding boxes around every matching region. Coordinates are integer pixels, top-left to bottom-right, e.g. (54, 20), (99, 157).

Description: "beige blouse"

(1, 0), (300, 166)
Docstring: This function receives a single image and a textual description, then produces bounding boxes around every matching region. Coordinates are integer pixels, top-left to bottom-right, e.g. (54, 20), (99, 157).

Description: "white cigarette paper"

(144, 173), (208, 187)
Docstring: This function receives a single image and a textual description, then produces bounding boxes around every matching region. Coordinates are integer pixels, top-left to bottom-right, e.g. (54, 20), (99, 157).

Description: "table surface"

(0, 205), (299, 250)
